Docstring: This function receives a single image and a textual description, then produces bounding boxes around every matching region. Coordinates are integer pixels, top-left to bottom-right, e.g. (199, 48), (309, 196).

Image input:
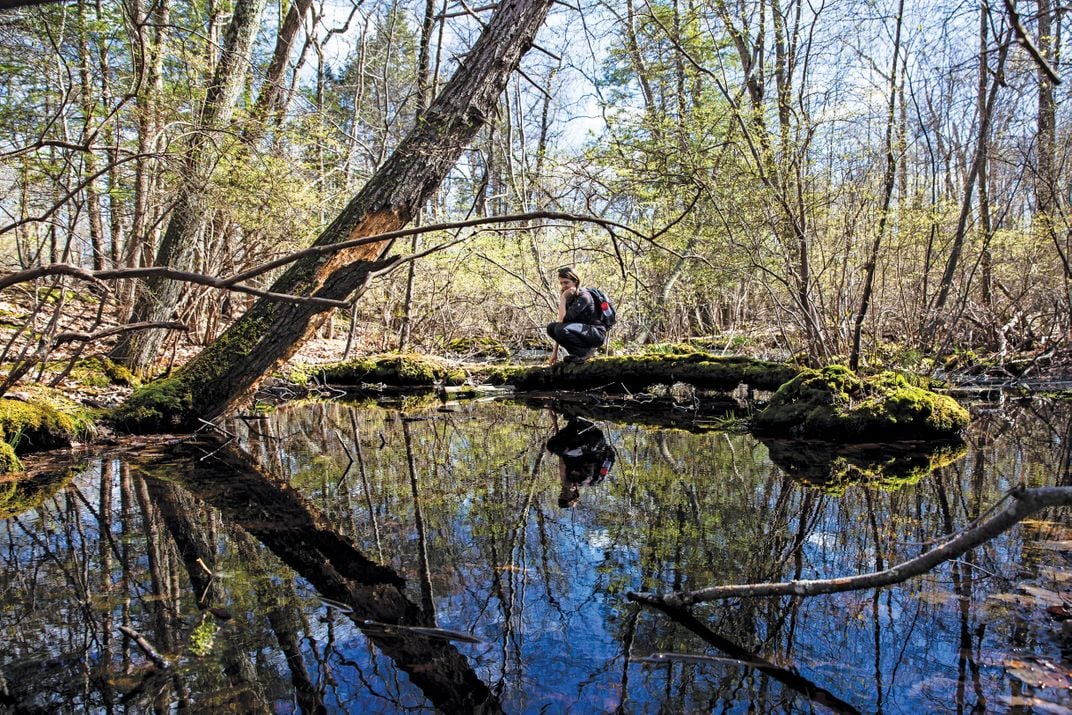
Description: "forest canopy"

(0, 0), (1067, 378)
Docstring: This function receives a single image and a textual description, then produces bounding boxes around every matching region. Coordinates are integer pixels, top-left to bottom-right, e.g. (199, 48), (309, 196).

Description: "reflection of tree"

(148, 434), (502, 714)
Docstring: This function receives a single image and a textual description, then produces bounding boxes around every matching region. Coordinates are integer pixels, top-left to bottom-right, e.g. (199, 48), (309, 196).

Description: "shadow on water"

(2, 395), (1072, 711)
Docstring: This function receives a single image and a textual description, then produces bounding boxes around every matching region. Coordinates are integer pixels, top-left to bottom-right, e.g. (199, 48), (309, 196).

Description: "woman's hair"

(557, 266), (580, 285)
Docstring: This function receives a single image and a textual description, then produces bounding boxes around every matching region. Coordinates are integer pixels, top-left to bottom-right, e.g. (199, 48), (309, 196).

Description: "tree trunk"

(925, 31), (1009, 343)
(1037, 0), (1056, 221)
(135, 435), (503, 713)
(849, 0), (903, 370)
(398, 0), (439, 351)
(112, 0), (269, 373)
(117, 0), (558, 432)
(978, 3), (994, 311)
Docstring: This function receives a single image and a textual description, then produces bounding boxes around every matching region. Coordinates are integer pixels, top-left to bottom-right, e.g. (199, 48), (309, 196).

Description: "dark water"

(3, 395), (1072, 713)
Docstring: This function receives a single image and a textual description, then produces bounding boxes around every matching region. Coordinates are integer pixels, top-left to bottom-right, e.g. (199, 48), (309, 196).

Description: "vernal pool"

(2, 396), (1071, 713)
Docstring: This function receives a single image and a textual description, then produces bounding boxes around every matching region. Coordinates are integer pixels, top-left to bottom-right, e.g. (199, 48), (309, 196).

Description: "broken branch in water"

(118, 625), (170, 670)
(628, 485), (1072, 607)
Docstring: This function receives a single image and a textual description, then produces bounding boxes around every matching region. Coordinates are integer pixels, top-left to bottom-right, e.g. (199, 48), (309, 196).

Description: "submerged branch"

(118, 626), (170, 670)
(629, 485), (1072, 607)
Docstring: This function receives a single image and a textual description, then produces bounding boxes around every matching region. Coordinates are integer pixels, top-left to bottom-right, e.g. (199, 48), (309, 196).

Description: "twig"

(118, 626), (170, 670)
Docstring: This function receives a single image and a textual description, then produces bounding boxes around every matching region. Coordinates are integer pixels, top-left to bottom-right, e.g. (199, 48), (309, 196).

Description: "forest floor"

(2, 290), (1071, 410)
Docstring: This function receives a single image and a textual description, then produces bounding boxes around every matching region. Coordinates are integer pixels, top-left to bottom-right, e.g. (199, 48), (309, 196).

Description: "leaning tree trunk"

(116, 0), (557, 432)
(111, 0), (269, 373)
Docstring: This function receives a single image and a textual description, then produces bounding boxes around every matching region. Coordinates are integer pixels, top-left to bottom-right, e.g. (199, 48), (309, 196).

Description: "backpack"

(585, 287), (616, 329)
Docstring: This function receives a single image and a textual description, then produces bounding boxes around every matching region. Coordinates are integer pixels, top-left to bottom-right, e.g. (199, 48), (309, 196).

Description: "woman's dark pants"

(546, 322), (605, 357)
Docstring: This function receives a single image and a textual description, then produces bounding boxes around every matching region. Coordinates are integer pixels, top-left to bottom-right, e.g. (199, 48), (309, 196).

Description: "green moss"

(317, 353), (468, 387)
(111, 376), (195, 433)
(444, 336), (510, 358)
(0, 467), (76, 516)
(753, 366), (969, 441)
(502, 352), (799, 393)
(0, 442), (21, 473)
(68, 357), (140, 388)
(0, 388), (96, 454)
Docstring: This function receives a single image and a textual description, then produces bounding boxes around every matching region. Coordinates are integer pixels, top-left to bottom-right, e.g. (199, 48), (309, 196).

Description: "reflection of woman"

(546, 416), (615, 508)
(546, 267), (606, 365)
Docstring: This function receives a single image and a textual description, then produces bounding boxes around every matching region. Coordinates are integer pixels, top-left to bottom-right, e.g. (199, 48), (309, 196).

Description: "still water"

(2, 395), (1072, 713)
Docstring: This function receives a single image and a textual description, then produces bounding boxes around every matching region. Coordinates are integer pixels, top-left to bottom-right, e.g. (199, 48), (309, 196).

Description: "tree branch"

(1004, 0), (1062, 86)
(629, 485), (1072, 607)
(52, 321), (187, 346)
(0, 264), (352, 308)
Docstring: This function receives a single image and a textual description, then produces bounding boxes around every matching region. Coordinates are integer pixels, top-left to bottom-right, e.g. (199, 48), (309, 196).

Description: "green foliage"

(753, 366), (970, 441)
(188, 615), (218, 657)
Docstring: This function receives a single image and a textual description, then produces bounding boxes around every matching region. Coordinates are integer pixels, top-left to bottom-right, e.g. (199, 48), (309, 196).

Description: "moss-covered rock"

(316, 353), (469, 387)
(752, 365), (969, 441)
(110, 376), (195, 433)
(0, 387), (97, 460)
(763, 438), (967, 494)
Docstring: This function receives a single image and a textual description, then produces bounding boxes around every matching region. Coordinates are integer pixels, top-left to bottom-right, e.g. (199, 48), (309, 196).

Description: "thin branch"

(52, 321), (187, 346)
(0, 264), (351, 308)
(1004, 0), (1062, 85)
(629, 485), (1072, 607)
(218, 210), (657, 287)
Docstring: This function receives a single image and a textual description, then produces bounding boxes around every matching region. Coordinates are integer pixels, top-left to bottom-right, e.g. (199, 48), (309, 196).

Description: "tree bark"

(117, 0), (557, 431)
(112, 0), (269, 372)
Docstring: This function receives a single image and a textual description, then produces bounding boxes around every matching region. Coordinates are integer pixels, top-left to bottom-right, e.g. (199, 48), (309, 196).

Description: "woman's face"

(558, 277), (577, 292)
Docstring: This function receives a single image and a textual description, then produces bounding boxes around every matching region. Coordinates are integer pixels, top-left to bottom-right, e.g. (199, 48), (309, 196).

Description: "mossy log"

(315, 353), (470, 387)
(752, 365), (969, 441)
(494, 353), (799, 392)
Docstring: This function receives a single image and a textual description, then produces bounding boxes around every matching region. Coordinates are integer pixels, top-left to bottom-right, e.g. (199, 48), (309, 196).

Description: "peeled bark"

(116, 0), (557, 432)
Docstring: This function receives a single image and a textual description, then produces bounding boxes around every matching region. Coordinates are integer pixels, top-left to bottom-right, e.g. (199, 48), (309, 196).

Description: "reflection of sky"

(3, 400), (1072, 711)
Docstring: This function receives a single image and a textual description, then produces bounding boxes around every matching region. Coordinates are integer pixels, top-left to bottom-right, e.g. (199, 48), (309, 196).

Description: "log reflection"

(136, 433), (501, 714)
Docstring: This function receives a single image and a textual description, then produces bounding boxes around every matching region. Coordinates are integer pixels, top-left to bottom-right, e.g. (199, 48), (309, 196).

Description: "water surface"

(3, 396), (1072, 712)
